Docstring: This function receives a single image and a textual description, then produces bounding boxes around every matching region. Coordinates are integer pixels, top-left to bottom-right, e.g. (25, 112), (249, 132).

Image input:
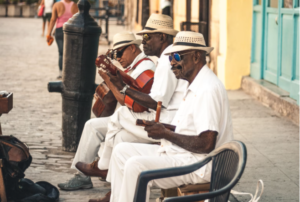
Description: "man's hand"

(144, 120), (168, 140)
(107, 70), (126, 90)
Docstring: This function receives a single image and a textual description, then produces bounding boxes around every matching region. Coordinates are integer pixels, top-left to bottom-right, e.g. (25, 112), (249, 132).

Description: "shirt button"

(183, 98), (185, 101)
(161, 145), (163, 147)
(178, 120), (180, 123)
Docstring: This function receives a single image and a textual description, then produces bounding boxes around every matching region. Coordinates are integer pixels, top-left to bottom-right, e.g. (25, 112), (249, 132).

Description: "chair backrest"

(208, 141), (247, 202)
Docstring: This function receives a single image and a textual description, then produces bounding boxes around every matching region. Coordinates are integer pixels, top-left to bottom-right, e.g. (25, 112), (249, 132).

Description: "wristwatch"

(120, 85), (129, 94)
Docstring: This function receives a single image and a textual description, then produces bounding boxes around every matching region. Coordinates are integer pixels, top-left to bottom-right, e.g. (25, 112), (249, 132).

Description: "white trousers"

(98, 106), (176, 170)
(107, 143), (208, 202)
(71, 117), (109, 169)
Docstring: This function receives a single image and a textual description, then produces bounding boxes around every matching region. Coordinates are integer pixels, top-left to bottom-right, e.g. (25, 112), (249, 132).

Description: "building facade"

(125, 0), (299, 104)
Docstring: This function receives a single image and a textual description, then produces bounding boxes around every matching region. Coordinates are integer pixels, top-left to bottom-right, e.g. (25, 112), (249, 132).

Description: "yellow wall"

(218, 0), (252, 89)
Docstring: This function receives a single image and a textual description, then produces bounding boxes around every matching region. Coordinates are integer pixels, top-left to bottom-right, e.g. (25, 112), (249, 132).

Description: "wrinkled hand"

(108, 70), (126, 90)
(144, 120), (167, 140)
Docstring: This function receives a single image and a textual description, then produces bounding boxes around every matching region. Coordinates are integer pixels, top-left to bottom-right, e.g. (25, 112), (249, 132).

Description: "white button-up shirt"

(158, 65), (233, 182)
(149, 45), (188, 111)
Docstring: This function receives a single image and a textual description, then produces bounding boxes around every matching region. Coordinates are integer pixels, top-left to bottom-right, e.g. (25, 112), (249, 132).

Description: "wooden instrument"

(136, 119), (176, 132)
(93, 55), (154, 117)
(155, 101), (162, 122)
(136, 101), (176, 131)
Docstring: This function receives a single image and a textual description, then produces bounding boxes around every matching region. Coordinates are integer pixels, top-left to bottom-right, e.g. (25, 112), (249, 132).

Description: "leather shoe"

(89, 191), (111, 202)
(75, 160), (108, 178)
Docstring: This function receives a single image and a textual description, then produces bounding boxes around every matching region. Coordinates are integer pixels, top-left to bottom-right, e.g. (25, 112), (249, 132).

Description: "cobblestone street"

(0, 18), (299, 202)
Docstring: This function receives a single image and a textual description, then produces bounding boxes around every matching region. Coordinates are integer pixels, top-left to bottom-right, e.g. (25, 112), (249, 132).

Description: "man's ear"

(130, 44), (136, 53)
(193, 51), (201, 64)
(161, 33), (167, 43)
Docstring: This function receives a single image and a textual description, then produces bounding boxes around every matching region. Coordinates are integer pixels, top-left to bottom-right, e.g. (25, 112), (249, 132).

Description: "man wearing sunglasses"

(104, 31), (233, 202)
(57, 32), (156, 191)
(83, 14), (190, 202)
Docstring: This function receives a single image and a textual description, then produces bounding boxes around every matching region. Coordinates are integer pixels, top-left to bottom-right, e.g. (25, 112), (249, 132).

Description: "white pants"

(71, 117), (109, 170)
(98, 106), (176, 170)
(107, 143), (208, 202)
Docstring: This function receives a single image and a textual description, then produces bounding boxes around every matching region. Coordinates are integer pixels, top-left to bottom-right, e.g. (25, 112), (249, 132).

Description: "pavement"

(0, 18), (299, 202)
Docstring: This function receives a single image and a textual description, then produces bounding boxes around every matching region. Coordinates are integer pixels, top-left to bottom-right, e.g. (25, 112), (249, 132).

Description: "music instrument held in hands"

(136, 119), (176, 132)
(92, 54), (154, 117)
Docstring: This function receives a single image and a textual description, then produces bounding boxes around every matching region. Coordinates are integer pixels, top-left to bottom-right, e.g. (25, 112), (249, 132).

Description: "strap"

(124, 58), (152, 73)
(230, 180), (264, 202)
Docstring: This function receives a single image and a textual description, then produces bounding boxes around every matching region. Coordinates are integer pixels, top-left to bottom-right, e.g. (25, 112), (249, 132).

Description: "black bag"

(0, 135), (59, 201)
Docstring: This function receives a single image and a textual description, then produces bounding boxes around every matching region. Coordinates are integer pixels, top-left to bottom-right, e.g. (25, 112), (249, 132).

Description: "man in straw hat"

(98, 31), (233, 202)
(81, 13), (189, 202)
(57, 32), (156, 191)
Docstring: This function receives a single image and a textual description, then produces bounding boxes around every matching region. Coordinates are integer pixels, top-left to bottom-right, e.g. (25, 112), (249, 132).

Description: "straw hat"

(112, 32), (142, 50)
(136, 14), (178, 36)
(164, 31), (214, 54)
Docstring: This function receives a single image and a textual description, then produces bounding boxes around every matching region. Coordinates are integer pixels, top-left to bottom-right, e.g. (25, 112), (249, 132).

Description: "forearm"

(106, 80), (125, 105)
(125, 88), (157, 110)
(163, 130), (217, 154)
(47, 18), (56, 36)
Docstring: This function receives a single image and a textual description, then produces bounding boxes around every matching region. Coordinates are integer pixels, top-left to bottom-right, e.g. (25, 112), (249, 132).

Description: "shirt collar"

(183, 64), (210, 97)
(127, 52), (147, 70)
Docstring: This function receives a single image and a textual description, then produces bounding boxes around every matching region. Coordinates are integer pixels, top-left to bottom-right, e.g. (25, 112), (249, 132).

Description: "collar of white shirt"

(183, 64), (210, 98)
(125, 52), (148, 72)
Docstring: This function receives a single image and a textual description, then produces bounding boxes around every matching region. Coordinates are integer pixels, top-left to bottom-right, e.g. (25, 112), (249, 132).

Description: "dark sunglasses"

(168, 51), (195, 62)
(142, 34), (151, 42)
(115, 45), (130, 59)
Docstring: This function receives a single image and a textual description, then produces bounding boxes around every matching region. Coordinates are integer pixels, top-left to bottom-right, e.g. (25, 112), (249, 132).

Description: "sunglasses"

(168, 51), (195, 62)
(115, 45), (130, 59)
(142, 34), (151, 42)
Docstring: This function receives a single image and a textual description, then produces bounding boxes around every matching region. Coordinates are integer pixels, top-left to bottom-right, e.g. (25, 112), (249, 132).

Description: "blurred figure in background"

(46, 0), (78, 79)
(161, 0), (171, 16)
(40, 0), (54, 37)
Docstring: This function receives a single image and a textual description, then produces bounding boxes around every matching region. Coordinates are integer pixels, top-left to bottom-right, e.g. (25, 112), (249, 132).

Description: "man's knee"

(112, 142), (132, 157)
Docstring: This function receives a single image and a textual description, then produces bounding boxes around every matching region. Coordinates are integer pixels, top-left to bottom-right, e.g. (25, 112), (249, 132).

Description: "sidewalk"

(0, 18), (299, 202)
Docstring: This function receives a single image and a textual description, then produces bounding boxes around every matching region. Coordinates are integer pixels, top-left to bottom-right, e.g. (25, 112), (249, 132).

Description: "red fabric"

(124, 58), (152, 73)
(38, 5), (45, 17)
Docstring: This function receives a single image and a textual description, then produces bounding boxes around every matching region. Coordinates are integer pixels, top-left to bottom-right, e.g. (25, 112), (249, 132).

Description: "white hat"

(164, 31), (214, 54)
(112, 32), (142, 50)
(136, 14), (178, 36)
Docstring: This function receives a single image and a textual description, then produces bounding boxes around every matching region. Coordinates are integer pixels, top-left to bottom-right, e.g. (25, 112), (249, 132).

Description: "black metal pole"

(48, 0), (101, 152)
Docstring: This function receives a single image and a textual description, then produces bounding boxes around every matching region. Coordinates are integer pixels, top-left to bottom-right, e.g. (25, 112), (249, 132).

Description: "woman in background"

(46, 0), (78, 79)
(40, 0), (54, 36)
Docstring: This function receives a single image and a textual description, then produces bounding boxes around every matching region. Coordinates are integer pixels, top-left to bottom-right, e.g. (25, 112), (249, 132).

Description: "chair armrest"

(133, 157), (212, 202)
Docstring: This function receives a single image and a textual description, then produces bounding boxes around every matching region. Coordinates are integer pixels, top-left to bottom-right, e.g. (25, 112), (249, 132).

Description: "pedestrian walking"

(46, 0), (78, 79)
(40, 0), (54, 37)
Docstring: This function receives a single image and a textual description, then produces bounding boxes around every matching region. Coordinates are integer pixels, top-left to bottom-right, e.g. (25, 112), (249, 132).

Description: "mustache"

(171, 65), (182, 70)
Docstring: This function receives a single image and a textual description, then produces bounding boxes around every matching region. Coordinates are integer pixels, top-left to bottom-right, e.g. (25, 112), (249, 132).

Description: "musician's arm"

(99, 70), (125, 105)
(106, 80), (125, 105)
(124, 88), (157, 110)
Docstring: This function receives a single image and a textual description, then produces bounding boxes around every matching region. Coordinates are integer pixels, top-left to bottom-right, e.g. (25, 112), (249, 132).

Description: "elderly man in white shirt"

(103, 31), (233, 202)
(79, 14), (189, 202)
(57, 32), (156, 191)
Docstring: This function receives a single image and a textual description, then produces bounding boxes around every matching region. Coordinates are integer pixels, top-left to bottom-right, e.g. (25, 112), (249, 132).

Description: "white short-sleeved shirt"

(158, 65), (233, 182)
(149, 45), (188, 111)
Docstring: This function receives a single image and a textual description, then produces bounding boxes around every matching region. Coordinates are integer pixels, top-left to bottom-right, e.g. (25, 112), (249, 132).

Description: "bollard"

(48, 0), (101, 152)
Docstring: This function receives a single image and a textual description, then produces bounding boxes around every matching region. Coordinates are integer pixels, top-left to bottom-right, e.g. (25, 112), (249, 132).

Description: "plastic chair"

(133, 141), (247, 202)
